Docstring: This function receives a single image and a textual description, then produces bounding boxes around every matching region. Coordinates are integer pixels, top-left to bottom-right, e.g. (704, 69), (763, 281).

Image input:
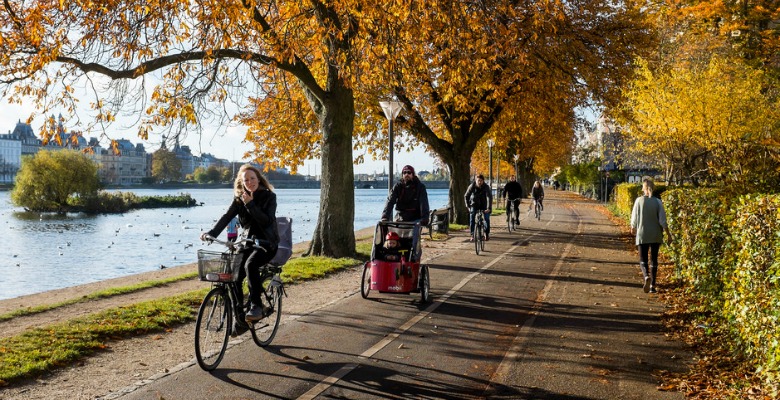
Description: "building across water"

(0, 120), (232, 185)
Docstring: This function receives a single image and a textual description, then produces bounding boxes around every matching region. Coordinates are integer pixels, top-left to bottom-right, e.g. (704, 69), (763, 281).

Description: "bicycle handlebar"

(201, 234), (268, 252)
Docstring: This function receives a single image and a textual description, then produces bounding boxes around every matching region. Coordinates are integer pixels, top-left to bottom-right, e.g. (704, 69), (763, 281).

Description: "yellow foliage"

(619, 56), (780, 184)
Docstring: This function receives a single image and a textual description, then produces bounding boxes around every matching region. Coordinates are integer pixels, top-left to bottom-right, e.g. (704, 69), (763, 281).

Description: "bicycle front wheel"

(361, 262), (372, 299)
(195, 287), (231, 371)
(475, 221), (483, 255)
(250, 283), (283, 347)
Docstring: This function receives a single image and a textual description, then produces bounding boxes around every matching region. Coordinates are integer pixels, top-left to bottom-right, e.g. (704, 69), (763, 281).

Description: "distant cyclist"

(502, 175), (523, 226)
(531, 180), (545, 212)
(465, 174), (492, 241)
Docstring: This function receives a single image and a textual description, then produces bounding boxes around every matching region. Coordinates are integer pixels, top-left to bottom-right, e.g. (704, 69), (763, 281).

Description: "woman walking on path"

(630, 179), (673, 293)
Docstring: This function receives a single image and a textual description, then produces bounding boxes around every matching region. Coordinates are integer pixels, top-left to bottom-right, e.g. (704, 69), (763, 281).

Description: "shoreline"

(0, 226), (376, 314)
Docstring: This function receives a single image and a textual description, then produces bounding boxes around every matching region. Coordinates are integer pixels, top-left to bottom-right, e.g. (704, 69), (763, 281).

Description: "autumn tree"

(11, 149), (100, 212)
(0, 1), (399, 257)
(617, 56), (780, 188)
(193, 165), (227, 183)
(151, 149), (182, 183)
(362, 0), (652, 223)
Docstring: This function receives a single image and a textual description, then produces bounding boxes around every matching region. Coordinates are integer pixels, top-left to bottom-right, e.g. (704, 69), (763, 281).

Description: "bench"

(426, 207), (451, 238)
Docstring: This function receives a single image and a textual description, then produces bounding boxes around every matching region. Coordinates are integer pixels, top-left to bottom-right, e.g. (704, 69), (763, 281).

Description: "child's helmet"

(385, 231), (400, 241)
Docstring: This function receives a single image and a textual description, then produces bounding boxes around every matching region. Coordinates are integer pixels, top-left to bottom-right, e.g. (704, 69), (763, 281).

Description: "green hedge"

(663, 188), (780, 393)
(721, 195), (780, 388)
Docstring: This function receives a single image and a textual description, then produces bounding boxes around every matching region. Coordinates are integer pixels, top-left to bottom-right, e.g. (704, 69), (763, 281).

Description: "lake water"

(0, 188), (449, 300)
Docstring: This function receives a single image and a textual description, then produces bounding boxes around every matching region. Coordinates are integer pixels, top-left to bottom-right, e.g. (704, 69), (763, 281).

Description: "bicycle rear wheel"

(195, 287), (231, 371)
(419, 265), (431, 303)
(250, 282), (283, 347)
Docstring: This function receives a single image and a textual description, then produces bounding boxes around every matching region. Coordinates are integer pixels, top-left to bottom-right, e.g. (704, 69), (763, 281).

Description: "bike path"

(115, 191), (688, 399)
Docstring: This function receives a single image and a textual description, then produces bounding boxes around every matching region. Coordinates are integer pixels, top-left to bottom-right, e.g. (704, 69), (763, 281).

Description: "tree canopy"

(0, 0), (384, 257)
(0, 0), (655, 249)
(11, 149), (100, 212)
(362, 0), (653, 222)
(618, 56), (780, 188)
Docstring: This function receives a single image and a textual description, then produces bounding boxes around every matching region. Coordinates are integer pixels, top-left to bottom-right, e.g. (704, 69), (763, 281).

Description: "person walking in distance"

(381, 165), (430, 226)
(630, 179), (673, 294)
(200, 164), (279, 333)
(502, 175), (523, 226)
(465, 174), (493, 241)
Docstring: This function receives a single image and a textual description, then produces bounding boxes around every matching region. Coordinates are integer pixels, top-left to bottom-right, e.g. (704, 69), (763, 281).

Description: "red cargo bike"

(360, 221), (431, 303)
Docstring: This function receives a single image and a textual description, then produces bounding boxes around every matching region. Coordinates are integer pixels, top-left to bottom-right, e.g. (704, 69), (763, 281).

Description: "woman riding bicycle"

(200, 164), (279, 333)
(531, 180), (545, 212)
(465, 174), (492, 241)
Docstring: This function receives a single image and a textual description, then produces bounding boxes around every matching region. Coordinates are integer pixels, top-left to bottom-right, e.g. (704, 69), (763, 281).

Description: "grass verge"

(0, 272), (199, 322)
(0, 252), (365, 386)
(0, 229), (417, 387)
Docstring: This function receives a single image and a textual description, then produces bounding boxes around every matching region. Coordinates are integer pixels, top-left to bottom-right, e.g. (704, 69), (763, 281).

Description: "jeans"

(469, 209), (491, 236)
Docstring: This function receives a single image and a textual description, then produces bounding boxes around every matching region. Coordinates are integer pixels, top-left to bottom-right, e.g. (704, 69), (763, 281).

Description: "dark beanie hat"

(402, 165), (415, 175)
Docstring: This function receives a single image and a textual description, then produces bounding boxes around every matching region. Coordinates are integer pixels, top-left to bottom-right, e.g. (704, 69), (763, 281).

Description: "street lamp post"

(513, 153), (520, 178)
(598, 165), (604, 201)
(380, 101), (404, 193)
(487, 139), (495, 205)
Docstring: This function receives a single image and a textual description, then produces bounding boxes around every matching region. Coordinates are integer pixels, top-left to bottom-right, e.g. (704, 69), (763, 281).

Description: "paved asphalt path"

(115, 191), (689, 400)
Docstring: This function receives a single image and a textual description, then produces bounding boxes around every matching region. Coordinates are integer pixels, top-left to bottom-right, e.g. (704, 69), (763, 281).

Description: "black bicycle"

(195, 235), (285, 371)
(474, 210), (487, 255)
(506, 198), (520, 232)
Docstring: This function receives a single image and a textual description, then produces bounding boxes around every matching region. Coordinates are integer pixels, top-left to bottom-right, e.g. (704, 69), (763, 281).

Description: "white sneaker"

(643, 277), (651, 293)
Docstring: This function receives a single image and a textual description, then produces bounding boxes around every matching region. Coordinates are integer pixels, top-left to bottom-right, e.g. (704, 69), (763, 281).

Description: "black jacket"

(465, 182), (492, 211)
(532, 185), (545, 200)
(503, 180), (524, 200)
(382, 178), (430, 223)
(208, 188), (279, 250)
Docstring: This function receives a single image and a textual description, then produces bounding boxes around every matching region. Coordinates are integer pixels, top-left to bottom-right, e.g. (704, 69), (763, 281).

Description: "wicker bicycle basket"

(197, 249), (242, 282)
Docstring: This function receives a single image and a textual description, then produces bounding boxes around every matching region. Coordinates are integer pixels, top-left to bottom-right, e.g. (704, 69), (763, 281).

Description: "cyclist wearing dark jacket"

(531, 180), (545, 211)
(465, 174), (493, 240)
(382, 165), (430, 225)
(502, 175), (523, 225)
(201, 164), (279, 326)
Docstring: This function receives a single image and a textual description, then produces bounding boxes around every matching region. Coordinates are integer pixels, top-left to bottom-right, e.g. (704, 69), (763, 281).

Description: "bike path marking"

(297, 214), (558, 400)
(483, 205), (583, 395)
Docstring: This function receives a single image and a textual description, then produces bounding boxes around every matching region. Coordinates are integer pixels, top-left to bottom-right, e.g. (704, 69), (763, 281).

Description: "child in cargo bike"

(382, 231), (403, 261)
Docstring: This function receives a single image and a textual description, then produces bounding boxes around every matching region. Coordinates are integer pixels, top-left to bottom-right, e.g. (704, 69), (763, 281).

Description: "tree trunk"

(445, 155), (473, 225)
(306, 88), (356, 258)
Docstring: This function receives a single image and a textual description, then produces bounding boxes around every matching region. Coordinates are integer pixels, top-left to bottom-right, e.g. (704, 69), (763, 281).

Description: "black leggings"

(237, 247), (276, 308)
(638, 243), (660, 266)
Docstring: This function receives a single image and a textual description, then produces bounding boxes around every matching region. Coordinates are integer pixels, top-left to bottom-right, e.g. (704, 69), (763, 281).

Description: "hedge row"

(662, 188), (780, 393)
